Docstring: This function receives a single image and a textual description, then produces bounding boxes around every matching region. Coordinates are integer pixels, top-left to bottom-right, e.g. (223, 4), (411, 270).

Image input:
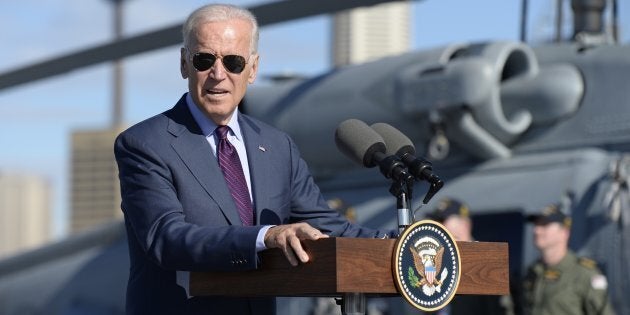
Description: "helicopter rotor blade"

(0, 0), (409, 91)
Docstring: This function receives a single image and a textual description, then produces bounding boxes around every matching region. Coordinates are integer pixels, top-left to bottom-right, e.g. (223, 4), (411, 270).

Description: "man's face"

(180, 19), (259, 125)
(533, 222), (569, 251)
(443, 215), (472, 242)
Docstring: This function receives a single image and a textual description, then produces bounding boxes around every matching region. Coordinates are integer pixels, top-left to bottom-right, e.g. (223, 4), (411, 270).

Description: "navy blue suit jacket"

(114, 95), (390, 314)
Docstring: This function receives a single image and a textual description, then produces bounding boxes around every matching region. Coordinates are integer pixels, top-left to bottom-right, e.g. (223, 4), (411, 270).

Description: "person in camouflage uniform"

(522, 203), (616, 315)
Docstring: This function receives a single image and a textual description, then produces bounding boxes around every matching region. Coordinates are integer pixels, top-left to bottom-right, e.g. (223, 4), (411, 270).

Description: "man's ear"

(180, 47), (188, 79)
(247, 54), (259, 84)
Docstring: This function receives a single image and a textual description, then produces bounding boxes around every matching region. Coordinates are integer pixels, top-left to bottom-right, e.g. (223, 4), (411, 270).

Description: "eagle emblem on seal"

(408, 236), (449, 296)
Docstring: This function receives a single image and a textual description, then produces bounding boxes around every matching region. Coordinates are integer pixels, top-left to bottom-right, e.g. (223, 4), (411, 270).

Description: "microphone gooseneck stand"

(340, 173), (444, 315)
(391, 174), (415, 234)
(340, 175), (417, 315)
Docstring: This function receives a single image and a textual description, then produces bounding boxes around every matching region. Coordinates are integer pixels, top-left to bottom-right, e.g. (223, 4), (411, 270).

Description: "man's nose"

(208, 59), (227, 80)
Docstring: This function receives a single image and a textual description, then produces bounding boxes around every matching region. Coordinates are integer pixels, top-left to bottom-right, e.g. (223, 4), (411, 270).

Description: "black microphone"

(335, 119), (414, 183)
(371, 122), (444, 203)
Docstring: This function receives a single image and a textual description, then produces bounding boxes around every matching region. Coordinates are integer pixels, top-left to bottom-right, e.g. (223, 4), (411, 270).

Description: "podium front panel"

(190, 238), (508, 297)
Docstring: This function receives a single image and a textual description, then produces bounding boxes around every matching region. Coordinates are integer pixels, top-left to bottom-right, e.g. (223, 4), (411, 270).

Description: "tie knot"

(216, 125), (230, 140)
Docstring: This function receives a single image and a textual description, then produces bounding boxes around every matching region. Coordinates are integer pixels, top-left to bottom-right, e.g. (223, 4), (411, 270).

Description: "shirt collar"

(554, 250), (575, 271)
(185, 93), (243, 140)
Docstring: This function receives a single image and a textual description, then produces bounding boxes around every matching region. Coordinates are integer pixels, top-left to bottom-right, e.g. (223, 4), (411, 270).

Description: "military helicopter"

(1, 0), (628, 314)
(243, 0), (629, 313)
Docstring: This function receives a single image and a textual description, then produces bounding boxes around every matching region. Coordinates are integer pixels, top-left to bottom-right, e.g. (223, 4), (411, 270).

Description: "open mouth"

(206, 88), (228, 96)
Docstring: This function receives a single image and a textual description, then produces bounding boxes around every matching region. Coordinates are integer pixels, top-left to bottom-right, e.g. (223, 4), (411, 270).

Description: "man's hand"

(264, 222), (329, 266)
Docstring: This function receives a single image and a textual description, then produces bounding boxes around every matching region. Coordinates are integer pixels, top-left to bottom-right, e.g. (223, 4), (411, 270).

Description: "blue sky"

(0, 0), (628, 239)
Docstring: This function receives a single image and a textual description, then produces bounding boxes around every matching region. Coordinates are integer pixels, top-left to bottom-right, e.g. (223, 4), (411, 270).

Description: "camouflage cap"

(527, 203), (572, 228)
(427, 197), (469, 222)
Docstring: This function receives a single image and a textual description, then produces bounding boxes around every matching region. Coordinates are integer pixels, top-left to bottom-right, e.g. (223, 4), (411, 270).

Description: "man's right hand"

(263, 222), (329, 266)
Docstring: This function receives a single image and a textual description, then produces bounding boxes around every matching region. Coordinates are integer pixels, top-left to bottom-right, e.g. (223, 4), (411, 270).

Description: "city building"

(70, 127), (125, 233)
(332, 1), (411, 67)
(0, 172), (52, 258)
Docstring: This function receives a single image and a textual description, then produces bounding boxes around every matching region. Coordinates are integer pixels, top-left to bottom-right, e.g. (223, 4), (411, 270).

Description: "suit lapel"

(239, 115), (274, 224)
(166, 97), (242, 226)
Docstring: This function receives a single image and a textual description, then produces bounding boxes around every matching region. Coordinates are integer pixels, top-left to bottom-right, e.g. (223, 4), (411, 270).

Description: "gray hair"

(182, 4), (259, 54)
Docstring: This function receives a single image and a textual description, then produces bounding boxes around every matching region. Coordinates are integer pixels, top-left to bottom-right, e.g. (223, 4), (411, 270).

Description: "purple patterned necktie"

(215, 125), (253, 226)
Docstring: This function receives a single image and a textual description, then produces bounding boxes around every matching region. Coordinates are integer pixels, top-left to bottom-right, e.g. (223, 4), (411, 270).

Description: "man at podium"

(114, 3), (396, 315)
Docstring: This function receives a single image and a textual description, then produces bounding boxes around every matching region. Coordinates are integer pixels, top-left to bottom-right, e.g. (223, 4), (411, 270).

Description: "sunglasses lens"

(223, 55), (247, 74)
(192, 53), (216, 71)
(191, 52), (247, 74)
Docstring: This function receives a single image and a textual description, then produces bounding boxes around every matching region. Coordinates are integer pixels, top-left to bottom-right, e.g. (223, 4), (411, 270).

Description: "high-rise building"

(70, 127), (125, 233)
(332, 1), (411, 67)
(0, 172), (52, 258)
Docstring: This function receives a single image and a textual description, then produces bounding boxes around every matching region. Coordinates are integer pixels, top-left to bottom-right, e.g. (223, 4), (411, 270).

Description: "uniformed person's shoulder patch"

(576, 257), (609, 290)
(578, 257), (597, 269)
(591, 274), (609, 290)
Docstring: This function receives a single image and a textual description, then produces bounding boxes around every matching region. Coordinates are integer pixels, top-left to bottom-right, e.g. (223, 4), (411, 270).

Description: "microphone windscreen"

(370, 123), (416, 156)
(335, 119), (386, 167)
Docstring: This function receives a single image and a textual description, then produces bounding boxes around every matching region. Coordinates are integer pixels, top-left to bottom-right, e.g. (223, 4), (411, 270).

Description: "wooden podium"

(190, 237), (509, 297)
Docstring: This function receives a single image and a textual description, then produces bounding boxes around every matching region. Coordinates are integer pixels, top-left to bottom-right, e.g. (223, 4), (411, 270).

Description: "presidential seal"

(392, 220), (461, 312)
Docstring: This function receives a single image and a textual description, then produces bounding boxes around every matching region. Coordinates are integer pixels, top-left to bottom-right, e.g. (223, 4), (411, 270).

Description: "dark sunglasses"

(191, 52), (248, 74)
